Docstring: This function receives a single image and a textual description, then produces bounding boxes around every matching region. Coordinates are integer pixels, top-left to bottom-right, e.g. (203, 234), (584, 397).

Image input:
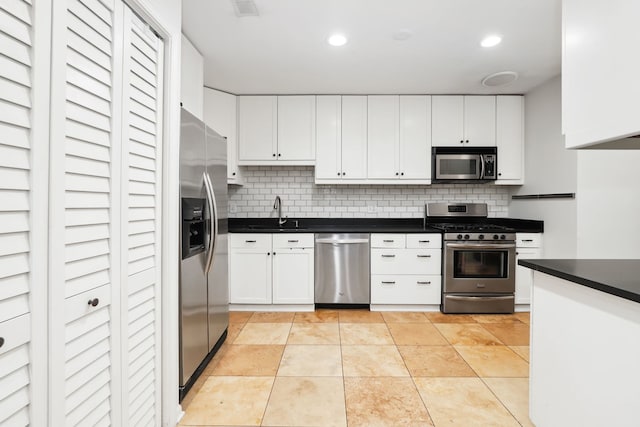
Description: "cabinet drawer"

(229, 233), (271, 249)
(371, 234), (405, 248)
(406, 234), (442, 249)
(371, 249), (441, 275)
(516, 233), (542, 248)
(371, 275), (441, 304)
(272, 233), (314, 249)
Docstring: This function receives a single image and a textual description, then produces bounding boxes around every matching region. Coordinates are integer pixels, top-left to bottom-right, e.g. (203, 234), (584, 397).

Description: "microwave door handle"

(479, 154), (485, 179)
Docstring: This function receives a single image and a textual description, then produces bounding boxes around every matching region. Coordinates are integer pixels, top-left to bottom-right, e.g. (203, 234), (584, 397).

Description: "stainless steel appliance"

(179, 108), (229, 399)
(432, 146), (497, 183)
(426, 203), (515, 313)
(315, 233), (370, 305)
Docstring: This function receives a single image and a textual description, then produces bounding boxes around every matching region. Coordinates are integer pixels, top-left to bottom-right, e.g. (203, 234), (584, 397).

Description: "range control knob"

(500, 235), (506, 240)
(464, 234), (470, 240)
(479, 234), (485, 240)
(493, 234), (499, 240)
(457, 234), (463, 240)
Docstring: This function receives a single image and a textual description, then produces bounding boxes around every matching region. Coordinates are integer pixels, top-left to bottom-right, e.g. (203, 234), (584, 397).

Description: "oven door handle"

(446, 295), (514, 301)
(446, 242), (516, 250)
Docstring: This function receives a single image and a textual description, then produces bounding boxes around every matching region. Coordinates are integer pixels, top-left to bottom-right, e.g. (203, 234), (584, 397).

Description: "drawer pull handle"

(0, 337), (4, 348)
(381, 254), (396, 258)
(417, 254), (431, 258)
(417, 281), (431, 285)
(382, 239), (394, 243)
(418, 240), (430, 243)
(287, 240), (299, 243)
(521, 239), (534, 242)
(88, 298), (99, 307)
(381, 281), (396, 284)
(245, 240), (257, 243)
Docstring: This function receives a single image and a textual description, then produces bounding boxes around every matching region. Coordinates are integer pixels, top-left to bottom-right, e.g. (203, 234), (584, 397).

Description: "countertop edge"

(518, 259), (640, 304)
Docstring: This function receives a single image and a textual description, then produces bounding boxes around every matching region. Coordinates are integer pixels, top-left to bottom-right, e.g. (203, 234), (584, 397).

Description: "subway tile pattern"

(228, 166), (510, 218)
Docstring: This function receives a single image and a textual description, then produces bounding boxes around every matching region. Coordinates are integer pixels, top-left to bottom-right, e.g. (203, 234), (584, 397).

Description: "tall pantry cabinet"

(1, 0), (164, 425)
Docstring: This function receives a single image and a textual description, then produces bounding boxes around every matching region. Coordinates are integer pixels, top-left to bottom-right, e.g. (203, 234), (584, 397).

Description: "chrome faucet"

(273, 196), (287, 226)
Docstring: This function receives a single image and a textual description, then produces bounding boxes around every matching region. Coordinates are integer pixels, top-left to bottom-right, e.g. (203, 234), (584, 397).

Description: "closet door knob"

(88, 298), (99, 307)
(0, 337), (4, 348)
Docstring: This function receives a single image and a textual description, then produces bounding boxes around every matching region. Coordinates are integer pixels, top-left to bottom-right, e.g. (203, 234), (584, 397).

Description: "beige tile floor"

(180, 310), (533, 427)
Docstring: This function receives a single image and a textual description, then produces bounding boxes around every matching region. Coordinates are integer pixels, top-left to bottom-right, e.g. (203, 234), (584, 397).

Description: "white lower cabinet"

(229, 234), (314, 305)
(515, 233), (543, 305)
(370, 233), (442, 305)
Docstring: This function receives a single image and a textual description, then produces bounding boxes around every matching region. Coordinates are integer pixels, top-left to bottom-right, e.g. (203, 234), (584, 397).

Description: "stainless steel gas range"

(426, 203), (516, 314)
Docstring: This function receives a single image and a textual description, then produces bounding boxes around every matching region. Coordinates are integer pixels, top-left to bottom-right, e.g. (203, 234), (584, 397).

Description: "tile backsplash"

(228, 167), (510, 218)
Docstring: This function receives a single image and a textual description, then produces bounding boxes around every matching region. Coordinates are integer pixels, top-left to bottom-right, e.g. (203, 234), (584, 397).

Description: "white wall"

(510, 76), (578, 258)
(577, 149), (640, 258)
(229, 167), (511, 218)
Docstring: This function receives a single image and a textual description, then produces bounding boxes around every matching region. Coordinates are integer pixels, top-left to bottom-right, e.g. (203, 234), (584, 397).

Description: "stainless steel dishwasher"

(315, 233), (370, 304)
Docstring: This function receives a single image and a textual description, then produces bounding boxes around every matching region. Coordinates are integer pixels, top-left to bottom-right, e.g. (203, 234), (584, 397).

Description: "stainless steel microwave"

(432, 146), (497, 183)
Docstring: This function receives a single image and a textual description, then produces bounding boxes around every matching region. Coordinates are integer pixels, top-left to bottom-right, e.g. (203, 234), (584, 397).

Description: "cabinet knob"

(272, 153), (276, 157)
(232, 172), (236, 176)
(337, 172), (341, 176)
(0, 337), (4, 348)
(516, 252), (519, 255)
(273, 251), (276, 256)
(498, 173), (502, 176)
(342, 172), (346, 176)
(460, 140), (464, 144)
(395, 172), (399, 176)
(267, 252), (270, 255)
(465, 140), (469, 143)
(400, 172), (404, 176)
(278, 153), (281, 157)
(88, 298), (99, 307)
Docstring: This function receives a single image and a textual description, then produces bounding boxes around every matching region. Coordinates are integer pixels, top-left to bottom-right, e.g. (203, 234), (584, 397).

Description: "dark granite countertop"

(518, 259), (640, 304)
(229, 217), (544, 234)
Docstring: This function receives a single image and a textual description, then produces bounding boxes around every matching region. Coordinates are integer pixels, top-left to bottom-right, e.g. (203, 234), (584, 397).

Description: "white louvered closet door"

(120, 6), (163, 426)
(49, 0), (121, 425)
(0, 0), (49, 426)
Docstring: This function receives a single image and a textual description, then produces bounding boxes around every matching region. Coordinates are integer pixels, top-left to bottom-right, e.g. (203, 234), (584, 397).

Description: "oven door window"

(453, 250), (508, 279)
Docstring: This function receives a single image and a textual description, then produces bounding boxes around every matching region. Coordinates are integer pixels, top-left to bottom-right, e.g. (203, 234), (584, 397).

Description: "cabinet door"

(496, 96), (524, 183)
(272, 249), (314, 304)
(0, 0), (49, 423)
(229, 249), (272, 304)
(238, 96), (277, 161)
(399, 95), (431, 179)
(204, 88), (241, 182)
(432, 96), (464, 146)
(277, 96), (316, 161)
(367, 95), (399, 178)
(464, 96), (496, 146)
(49, 0), (118, 424)
(515, 247), (541, 304)
(120, 7), (164, 426)
(315, 95), (341, 180)
(341, 96), (368, 179)
(180, 35), (203, 120)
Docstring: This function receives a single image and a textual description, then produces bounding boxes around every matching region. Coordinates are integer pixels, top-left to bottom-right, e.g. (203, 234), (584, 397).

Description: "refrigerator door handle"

(203, 172), (217, 274)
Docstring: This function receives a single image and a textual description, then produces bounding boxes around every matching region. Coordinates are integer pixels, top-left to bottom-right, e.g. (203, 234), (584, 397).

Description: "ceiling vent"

(482, 71), (518, 87)
(231, 0), (259, 17)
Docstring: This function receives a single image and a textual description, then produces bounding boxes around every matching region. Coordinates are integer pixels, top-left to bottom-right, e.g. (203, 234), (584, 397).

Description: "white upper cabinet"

(238, 96), (277, 162)
(432, 96), (496, 146)
(180, 35), (203, 120)
(495, 96), (524, 184)
(399, 95), (431, 180)
(367, 95), (431, 182)
(562, 0), (640, 148)
(367, 95), (399, 179)
(204, 88), (243, 184)
(277, 96), (316, 161)
(316, 96), (367, 182)
(238, 95), (315, 165)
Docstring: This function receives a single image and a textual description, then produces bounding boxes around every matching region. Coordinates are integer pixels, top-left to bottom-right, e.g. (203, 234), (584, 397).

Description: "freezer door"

(206, 126), (229, 350)
(179, 108), (208, 387)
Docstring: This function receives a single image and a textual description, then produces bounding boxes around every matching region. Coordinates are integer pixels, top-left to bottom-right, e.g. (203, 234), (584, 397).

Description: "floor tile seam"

(475, 322), (513, 346)
(508, 345), (531, 364)
(338, 325), (348, 427)
(477, 376), (528, 426)
(406, 374), (436, 426)
(448, 345), (485, 378)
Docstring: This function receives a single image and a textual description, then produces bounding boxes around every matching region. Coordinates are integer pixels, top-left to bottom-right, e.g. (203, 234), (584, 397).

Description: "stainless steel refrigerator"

(179, 108), (229, 398)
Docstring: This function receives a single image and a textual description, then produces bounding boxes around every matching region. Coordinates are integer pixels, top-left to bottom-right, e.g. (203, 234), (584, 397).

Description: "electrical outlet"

(367, 204), (375, 213)
(322, 187), (331, 195)
(229, 202), (238, 214)
(330, 187), (337, 194)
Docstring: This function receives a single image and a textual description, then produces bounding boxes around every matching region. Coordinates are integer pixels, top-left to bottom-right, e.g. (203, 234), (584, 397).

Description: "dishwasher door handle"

(316, 238), (369, 244)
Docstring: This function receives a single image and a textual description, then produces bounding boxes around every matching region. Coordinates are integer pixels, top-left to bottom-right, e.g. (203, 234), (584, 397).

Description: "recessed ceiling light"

(482, 71), (518, 87)
(327, 33), (348, 47)
(392, 29), (413, 41)
(480, 35), (502, 48)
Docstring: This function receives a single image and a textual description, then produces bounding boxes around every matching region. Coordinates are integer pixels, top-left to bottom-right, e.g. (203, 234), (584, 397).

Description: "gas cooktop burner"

(428, 223), (515, 233)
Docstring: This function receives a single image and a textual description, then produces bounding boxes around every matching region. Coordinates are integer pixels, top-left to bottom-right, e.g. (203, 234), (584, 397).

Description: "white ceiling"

(182, 0), (561, 95)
